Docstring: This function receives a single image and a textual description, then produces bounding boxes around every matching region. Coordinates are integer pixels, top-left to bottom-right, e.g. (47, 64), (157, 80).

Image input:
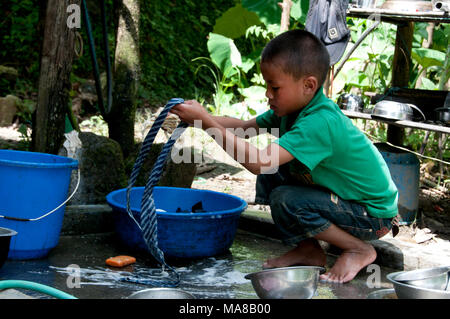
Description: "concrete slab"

(0, 230), (398, 299)
(0, 289), (34, 299)
(2, 204), (446, 299)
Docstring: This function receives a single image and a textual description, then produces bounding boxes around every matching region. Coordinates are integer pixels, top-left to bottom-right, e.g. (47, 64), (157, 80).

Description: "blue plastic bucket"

(376, 143), (420, 225)
(106, 187), (247, 258)
(0, 150), (78, 259)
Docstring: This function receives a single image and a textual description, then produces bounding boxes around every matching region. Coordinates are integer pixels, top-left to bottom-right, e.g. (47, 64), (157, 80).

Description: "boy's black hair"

(261, 29), (330, 88)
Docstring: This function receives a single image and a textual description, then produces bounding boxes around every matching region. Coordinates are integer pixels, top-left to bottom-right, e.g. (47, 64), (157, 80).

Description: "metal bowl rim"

(393, 266), (450, 282)
(127, 288), (195, 299)
(245, 266), (326, 280)
(387, 271), (450, 295)
(0, 227), (18, 237)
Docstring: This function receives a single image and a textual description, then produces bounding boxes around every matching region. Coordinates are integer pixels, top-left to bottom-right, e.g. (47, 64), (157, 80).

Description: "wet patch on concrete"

(0, 230), (398, 299)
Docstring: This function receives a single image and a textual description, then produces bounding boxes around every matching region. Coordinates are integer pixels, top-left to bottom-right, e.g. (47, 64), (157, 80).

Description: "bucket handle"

(0, 169), (80, 222)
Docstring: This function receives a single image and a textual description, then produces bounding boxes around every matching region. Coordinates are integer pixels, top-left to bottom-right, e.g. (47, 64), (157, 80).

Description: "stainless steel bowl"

(393, 266), (449, 290)
(372, 100), (426, 121)
(0, 227), (17, 269)
(337, 93), (364, 112)
(244, 266), (325, 299)
(387, 271), (450, 299)
(127, 288), (195, 299)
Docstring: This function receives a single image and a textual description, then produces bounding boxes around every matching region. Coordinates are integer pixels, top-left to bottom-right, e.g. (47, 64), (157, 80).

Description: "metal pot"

(337, 93), (364, 112)
(434, 107), (450, 125)
(0, 227), (17, 269)
(372, 100), (426, 122)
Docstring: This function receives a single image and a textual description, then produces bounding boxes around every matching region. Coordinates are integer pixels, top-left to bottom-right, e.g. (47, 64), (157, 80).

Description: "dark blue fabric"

(125, 98), (188, 287)
(256, 165), (393, 244)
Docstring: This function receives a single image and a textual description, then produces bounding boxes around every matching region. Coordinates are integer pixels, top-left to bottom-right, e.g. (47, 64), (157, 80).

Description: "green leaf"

(200, 16), (211, 25)
(207, 33), (242, 75)
(432, 26), (449, 52)
(213, 4), (261, 39)
(412, 48), (445, 69)
(420, 77), (438, 90)
(238, 85), (267, 100)
(290, 0), (309, 25)
(414, 23), (429, 41)
(241, 56), (256, 73)
(242, 0), (281, 26)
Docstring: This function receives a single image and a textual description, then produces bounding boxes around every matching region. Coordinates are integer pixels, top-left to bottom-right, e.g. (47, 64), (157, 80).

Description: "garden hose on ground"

(0, 280), (77, 299)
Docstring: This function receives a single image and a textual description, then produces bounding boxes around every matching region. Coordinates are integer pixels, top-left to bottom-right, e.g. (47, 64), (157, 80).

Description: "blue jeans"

(255, 165), (393, 245)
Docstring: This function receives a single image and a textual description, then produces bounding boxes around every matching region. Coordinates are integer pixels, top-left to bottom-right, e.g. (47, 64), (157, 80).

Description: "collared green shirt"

(256, 89), (398, 219)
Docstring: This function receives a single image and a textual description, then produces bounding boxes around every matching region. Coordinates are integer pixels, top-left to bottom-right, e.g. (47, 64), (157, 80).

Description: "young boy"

(170, 29), (398, 283)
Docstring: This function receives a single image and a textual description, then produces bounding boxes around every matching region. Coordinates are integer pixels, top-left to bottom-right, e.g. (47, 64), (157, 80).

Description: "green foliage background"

(0, 0), (448, 166)
(0, 0), (237, 104)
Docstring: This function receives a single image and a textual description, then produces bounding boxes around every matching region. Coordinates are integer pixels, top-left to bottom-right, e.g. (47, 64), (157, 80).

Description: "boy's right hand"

(170, 100), (214, 129)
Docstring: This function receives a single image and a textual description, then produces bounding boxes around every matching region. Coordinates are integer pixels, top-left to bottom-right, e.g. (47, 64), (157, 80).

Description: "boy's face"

(261, 60), (311, 117)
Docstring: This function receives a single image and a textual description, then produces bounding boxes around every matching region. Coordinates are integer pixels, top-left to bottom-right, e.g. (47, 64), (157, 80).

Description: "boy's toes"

(319, 272), (343, 284)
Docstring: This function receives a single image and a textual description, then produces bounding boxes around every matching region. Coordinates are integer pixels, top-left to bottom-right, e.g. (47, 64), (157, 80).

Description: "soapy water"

(50, 257), (259, 298)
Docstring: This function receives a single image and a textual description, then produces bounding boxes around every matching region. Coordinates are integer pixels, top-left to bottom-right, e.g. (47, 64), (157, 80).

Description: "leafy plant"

(193, 0), (310, 119)
(411, 23), (450, 90)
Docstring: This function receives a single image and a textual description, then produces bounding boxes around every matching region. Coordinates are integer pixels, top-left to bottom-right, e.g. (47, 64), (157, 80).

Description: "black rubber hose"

(81, 0), (107, 119)
(100, 0), (112, 114)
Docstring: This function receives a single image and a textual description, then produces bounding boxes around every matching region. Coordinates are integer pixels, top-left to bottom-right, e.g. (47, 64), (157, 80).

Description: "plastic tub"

(106, 187), (247, 258)
(0, 150), (78, 259)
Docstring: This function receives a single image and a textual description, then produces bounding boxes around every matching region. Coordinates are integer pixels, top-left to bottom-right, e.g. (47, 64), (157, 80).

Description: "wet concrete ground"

(0, 229), (398, 299)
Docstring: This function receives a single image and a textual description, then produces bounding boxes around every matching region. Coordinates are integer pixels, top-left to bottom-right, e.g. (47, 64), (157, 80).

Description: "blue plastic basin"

(106, 187), (247, 258)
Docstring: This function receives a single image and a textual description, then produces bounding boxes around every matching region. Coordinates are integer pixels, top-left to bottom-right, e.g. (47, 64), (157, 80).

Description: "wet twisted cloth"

(125, 98), (188, 287)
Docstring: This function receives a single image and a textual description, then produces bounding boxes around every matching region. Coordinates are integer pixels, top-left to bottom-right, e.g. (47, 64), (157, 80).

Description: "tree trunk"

(32, 0), (80, 154)
(387, 22), (414, 146)
(107, 0), (140, 158)
(278, 0), (293, 32)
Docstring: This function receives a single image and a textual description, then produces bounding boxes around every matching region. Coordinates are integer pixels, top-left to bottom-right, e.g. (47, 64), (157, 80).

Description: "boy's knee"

(269, 185), (294, 208)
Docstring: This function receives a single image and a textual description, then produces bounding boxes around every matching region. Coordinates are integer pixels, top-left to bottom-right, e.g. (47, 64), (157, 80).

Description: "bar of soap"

(106, 255), (136, 267)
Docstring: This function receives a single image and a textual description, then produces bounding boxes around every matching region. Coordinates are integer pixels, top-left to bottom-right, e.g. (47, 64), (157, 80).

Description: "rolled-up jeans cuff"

(254, 196), (270, 205)
(281, 220), (332, 246)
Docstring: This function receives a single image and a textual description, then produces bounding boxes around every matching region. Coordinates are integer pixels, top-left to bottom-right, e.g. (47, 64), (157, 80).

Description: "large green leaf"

(238, 85), (266, 100)
(432, 25), (449, 52)
(213, 4), (261, 39)
(242, 0), (281, 26)
(420, 77), (438, 90)
(290, 0), (309, 25)
(412, 48), (445, 69)
(207, 33), (242, 75)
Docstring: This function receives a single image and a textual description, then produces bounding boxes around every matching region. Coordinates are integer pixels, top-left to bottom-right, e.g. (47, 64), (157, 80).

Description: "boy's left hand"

(170, 100), (210, 126)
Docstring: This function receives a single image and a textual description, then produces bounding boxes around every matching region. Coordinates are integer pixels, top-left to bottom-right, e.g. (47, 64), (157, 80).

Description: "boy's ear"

(303, 76), (318, 94)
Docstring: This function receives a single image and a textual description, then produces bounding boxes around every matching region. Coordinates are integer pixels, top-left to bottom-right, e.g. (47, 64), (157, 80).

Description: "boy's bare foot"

(263, 238), (326, 269)
(319, 242), (376, 283)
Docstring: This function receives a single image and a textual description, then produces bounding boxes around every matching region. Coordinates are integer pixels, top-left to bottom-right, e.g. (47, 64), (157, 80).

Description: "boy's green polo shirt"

(256, 89), (398, 219)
